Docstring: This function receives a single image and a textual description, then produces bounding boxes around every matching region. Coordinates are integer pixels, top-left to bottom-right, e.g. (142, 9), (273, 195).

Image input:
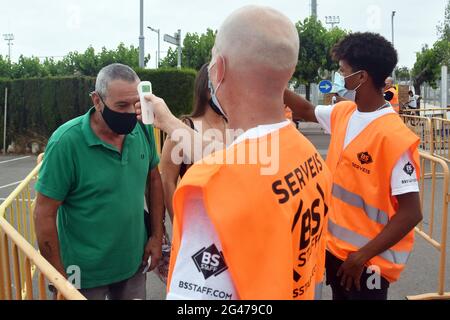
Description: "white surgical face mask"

(343, 70), (363, 102)
(207, 59), (228, 119)
(332, 72), (348, 98)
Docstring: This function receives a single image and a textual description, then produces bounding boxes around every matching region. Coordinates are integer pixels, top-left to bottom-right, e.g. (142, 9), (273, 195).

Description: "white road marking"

(0, 181), (23, 190)
(0, 156), (31, 164)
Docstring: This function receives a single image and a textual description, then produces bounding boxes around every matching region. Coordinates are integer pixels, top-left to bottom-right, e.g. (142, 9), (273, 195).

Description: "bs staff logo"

(192, 244), (228, 280)
(357, 152), (373, 165)
(403, 162), (415, 176)
(352, 152), (374, 175)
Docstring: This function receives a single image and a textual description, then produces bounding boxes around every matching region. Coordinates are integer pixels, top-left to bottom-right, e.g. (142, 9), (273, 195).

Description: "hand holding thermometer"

(137, 81), (154, 125)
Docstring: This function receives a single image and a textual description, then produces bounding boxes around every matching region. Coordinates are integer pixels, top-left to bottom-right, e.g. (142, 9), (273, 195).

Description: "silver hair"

(95, 63), (139, 97)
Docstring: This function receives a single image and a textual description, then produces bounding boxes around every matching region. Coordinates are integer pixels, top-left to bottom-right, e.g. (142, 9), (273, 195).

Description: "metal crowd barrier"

(0, 159), (85, 300)
(0, 127), (166, 301)
(431, 118), (450, 163)
(407, 152), (450, 300)
(400, 115), (434, 154)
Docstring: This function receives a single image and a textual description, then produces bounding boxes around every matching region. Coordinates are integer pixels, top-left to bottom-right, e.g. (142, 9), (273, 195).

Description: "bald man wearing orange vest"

(284, 32), (423, 300)
(136, 6), (332, 300)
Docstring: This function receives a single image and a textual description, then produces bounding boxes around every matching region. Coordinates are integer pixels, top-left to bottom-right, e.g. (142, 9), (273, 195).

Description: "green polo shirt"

(35, 107), (159, 289)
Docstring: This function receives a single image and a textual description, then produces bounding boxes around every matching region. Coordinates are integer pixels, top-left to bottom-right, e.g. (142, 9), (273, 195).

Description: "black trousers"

(325, 251), (390, 300)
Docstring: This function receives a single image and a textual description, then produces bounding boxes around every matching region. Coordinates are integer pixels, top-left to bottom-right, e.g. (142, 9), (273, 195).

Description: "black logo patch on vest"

(403, 162), (415, 176)
(192, 244), (228, 280)
(357, 152), (373, 165)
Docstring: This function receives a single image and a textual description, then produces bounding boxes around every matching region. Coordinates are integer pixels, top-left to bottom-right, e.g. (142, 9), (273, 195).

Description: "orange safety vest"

(386, 87), (400, 113)
(326, 101), (420, 283)
(168, 125), (332, 300)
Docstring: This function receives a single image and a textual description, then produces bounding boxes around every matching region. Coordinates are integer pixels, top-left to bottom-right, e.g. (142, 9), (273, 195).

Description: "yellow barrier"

(0, 127), (164, 301)
(409, 108), (450, 114)
(431, 118), (450, 163)
(407, 152), (450, 300)
(153, 127), (166, 156)
(400, 115), (434, 154)
(0, 159), (85, 300)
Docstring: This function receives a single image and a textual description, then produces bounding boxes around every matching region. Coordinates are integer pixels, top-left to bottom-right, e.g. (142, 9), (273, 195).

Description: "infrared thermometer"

(142, 256), (152, 274)
(138, 81), (154, 125)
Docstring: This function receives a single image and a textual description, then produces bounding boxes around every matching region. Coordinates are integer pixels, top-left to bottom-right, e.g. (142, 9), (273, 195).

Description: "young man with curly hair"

(284, 32), (422, 300)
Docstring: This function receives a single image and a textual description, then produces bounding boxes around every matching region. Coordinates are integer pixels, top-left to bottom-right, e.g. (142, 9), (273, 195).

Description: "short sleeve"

(35, 136), (74, 202)
(145, 125), (160, 170)
(314, 105), (335, 134)
(391, 151), (420, 196)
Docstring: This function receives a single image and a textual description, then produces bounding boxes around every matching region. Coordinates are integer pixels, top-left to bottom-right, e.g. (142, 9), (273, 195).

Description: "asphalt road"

(1, 130), (449, 300)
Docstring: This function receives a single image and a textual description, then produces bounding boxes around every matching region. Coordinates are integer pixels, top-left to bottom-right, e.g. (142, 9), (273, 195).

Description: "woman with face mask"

(160, 63), (228, 223)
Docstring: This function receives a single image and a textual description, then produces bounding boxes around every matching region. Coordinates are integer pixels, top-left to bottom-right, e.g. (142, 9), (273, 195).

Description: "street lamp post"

(148, 26), (160, 68)
(139, 0), (145, 68)
(325, 16), (340, 29)
(311, 0), (317, 17)
(391, 11), (396, 79)
(391, 11), (396, 47)
(177, 29), (181, 69)
(3, 34), (14, 62)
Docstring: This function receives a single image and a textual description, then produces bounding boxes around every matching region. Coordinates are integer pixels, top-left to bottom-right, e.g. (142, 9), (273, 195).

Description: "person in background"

(406, 90), (421, 113)
(160, 63), (228, 223)
(384, 77), (400, 113)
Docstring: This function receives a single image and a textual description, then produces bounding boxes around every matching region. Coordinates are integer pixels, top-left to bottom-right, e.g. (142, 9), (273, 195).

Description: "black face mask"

(209, 98), (227, 120)
(99, 96), (137, 135)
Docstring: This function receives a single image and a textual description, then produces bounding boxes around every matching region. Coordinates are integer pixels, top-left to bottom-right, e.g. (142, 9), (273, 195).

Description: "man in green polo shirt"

(34, 63), (164, 300)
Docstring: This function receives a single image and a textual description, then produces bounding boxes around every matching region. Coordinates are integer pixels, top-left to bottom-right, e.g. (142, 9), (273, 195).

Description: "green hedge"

(137, 68), (197, 117)
(0, 68), (196, 148)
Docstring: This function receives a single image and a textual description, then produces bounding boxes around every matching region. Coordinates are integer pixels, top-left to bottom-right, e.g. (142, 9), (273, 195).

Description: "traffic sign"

(164, 34), (179, 45)
(319, 80), (333, 94)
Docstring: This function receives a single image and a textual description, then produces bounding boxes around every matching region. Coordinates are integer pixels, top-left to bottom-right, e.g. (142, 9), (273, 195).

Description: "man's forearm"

(35, 216), (66, 277)
(149, 169), (165, 239)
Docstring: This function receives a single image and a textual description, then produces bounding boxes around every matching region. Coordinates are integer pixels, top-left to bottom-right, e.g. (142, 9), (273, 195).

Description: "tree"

(412, 0), (450, 99)
(395, 66), (411, 82)
(160, 29), (216, 70)
(437, 0), (450, 41)
(411, 42), (448, 97)
(0, 43), (150, 79)
(0, 55), (12, 78)
(412, 34), (450, 95)
(294, 17), (347, 100)
(10, 56), (49, 78)
(62, 44), (148, 76)
(160, 47), (178, 69)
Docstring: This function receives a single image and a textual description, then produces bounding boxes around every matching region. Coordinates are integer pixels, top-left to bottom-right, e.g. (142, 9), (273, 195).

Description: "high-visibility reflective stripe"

(328, 220), (411, 265)
(314, 281), (323, 300)
(332, 184), (389, 225)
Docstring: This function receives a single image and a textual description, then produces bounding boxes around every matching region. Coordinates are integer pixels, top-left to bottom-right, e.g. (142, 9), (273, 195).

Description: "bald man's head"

(214, 5), (299, 73)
